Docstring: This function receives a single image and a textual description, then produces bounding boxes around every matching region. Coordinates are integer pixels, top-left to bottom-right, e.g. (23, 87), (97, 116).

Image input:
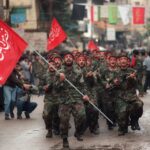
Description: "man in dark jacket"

(3, 67), (31, 120)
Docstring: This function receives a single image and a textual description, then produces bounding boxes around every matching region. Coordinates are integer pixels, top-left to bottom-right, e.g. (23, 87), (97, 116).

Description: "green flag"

(98, 6), (101, 21)
(108, 4), (118, 24)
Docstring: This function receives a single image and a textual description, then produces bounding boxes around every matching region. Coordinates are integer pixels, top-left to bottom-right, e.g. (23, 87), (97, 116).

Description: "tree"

(52, 0), (79, 37)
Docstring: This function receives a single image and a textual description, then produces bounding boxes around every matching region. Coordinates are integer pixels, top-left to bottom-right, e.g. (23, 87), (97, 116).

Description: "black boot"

(131, 125), (136, 130)
(91, 128), (100, 134)
(17, 113), (22, 119)
(17, 112), (22, 120)
(118, 127), (126, 136)
(74, 132), (83, 141)
(24, 112), (30, 119)
(63, 138), (69, 148)
(10, 112), (15, 119)
(5, 114), (10, 120)
(53, 129), (60, 135)
(134, 121), (141, 130)
(46, 129), (52, 138)
(108, 125), (113, 130)
(118, 130), (125, 136)
(131, 119), (136, 130)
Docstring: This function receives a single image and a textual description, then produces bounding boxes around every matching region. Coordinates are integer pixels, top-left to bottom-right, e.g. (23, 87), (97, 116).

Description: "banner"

(106, 27), (116, 41)
(100, 5), (108, 18)
(74, 0), (87, 3)
(93, 0), (104, 5)
(88, 40), (99, 51)
(93, 6), (101, 22)
(132, 7), (145, 24)
(89, 5), (101, 23)
(0, 20), (28, 85)
(71, 4), (85, 20)
(108, 4), (118, 24)
(118, 5), (131, 25)
(47, 18), (67, 51)
(91, 5), (94, 23)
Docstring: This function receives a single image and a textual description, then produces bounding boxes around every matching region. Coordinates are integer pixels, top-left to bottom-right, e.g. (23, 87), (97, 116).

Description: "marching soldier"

(41, 61), (62, 138)
(76, 54), (99, 134)
(101, 54), (119, 130)
(58, 53), (89, 148)
(116, 54), (143, 136)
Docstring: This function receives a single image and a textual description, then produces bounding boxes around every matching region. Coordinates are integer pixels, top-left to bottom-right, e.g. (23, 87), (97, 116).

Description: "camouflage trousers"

(97, 91), (105, 112)
(103, 95), (116, 128)
(59, 102), (86, 139)
(84, 102), (99, 132)
(128, 99), (143, 125)
(116, 98), (143, 131)
(43, 101), (60, 131)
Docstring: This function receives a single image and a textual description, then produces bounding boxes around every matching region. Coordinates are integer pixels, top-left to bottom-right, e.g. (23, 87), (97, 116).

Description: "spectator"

(19, 55), (32, 83)
(143, 51), (150, 93)
(3, 66), (31, 120)
(16, 87), (37, 119)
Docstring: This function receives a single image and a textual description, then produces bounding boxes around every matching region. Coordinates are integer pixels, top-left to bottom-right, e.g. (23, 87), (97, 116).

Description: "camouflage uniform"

(102, 68), (119, 129)
(40, 71), (61, 136)
(59, 65), (86, 139)
(116, 68), (143, 134)
(84, 69), (99, 134)
(32, 59), (47, 86)
(96, 58), (107, 112)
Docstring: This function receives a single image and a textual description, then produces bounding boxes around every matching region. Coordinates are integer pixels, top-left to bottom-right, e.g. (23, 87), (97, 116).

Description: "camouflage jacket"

(117, 67), (138, 102)
(59, 65), (87, 104)
(39, 71), (61, 103)
(101, 67), (120, 97)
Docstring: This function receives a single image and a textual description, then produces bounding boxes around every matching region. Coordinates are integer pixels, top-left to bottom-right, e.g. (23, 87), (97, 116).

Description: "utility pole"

(3, 0), (10, 24)
(87, 0), (93, 39)
(0, 0), (4, 20)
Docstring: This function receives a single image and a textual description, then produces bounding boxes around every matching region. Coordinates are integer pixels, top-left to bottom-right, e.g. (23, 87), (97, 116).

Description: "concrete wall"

(9, 0), (32, 8)
(19, 0), (38, 30)
(24, 32), (47, 52)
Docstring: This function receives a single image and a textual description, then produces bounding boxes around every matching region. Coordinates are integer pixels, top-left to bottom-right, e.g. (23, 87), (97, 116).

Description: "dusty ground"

(0, 91), (150, 150)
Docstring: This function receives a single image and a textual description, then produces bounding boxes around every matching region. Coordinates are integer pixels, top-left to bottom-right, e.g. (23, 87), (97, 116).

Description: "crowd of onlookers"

(0, 50), (40, 119)
(130, 50), (150, 94)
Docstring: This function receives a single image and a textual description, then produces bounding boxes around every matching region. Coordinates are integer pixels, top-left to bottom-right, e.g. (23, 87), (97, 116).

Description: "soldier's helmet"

(118, 51), (129, 60)
(76, 54), (87, 62)
(118, 52), (130, 67)
(47, 51), (60, 61)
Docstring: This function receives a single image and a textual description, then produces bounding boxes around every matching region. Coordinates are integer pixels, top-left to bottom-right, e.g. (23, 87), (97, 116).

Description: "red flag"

(47, 18), (67, 51)
(88, 40), (99, 51)
(90, 5), (94, 24)
(132, 7), (145, 24)
(0, 20), (28, 85)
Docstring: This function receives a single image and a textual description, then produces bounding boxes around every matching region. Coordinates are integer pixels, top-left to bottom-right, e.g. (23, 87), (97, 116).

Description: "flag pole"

(90, 0), (93, 39)
(31, 47), (113, 125)
(67, 37), (77, 49)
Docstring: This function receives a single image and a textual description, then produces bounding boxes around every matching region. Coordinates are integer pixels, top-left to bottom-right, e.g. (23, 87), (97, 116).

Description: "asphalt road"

(0, 91), (150, 150)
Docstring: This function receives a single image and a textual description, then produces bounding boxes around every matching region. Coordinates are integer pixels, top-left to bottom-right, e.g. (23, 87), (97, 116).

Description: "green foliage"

(52, 0), (80, 37)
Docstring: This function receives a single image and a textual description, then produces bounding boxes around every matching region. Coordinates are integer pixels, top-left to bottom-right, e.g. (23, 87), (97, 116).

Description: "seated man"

(16, 87), (37, 119)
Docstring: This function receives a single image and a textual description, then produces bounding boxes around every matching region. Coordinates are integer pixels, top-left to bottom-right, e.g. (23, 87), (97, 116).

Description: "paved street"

(0, 92), (150, 150)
